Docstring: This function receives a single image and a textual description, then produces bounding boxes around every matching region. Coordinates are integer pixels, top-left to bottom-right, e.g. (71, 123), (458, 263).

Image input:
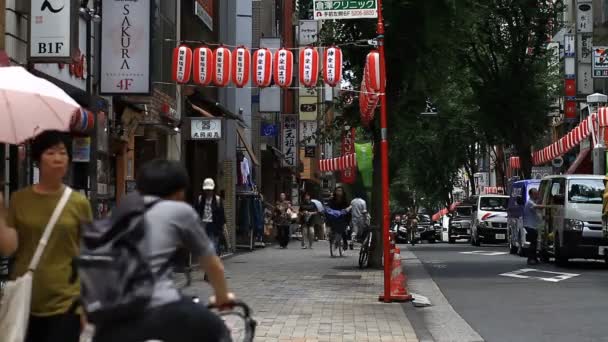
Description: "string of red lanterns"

(171, 45), (343, 88)
(359, 50), (383, 126)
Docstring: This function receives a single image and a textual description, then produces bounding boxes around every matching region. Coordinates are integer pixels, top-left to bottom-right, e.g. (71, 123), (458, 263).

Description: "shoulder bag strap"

(27, 187), (73, 272)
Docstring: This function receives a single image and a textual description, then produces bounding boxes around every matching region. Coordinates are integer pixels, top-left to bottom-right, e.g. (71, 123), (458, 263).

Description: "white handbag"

(0, 187), (73, 342)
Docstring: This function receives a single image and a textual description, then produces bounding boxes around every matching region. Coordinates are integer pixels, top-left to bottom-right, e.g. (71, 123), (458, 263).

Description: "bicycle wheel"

(358, 233), (371, 268)
(215, 311), (255, 342)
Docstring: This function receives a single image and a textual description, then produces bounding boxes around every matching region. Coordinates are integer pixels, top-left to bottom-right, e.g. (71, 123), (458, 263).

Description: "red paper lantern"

(213, 46), (232, 87)
(365, 50), (384, 93)
(273, 48), (294, 88)
(253, 48), (273, 87)
(323, 46), (342, 87)
(193, 46), (214, 86)
(172, 45), (193, 84)
(231, 46), (250, 88)
(299, 47), (319, 88)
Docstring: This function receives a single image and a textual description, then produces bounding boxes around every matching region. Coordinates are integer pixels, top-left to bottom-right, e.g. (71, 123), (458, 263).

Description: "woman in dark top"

(326, 186), (351, 249)
(299, 192), (318, 249)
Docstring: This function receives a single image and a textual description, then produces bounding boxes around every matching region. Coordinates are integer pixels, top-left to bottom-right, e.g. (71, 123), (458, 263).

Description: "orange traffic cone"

(379, 247), (412, 302)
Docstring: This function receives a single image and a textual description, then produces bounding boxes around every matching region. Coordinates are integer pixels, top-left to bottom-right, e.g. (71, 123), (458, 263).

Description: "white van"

(471, 194), (509, 246)
(537, 175), (607, 265)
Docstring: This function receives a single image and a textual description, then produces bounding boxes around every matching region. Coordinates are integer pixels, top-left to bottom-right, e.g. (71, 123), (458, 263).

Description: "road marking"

(460, 250), (508, 256)
(499, 268), (580, 282)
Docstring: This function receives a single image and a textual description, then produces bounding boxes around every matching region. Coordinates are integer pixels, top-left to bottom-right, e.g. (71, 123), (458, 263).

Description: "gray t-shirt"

(523, 199), (540, 229)
(351, 198), (367, 222)
(144, 197), (215, 307)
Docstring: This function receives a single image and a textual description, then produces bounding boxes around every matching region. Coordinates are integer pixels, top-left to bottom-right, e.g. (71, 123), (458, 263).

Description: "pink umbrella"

(0, 66), (80, 144)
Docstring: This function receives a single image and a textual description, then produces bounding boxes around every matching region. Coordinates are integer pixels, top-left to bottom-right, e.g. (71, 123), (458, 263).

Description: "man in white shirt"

(350, 195), (369, 249)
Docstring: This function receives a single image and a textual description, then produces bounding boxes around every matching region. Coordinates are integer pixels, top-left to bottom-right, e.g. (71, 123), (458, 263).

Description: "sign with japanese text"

(299, 96), (318, 120)
(29, 0), (78, 62)
(282, 115), (299, 168)
(100, 0), (151, 95)
(305, 146), (316, 158)
(593, 47), (608, 78)
(564, 35), (575, 57)
(314, 0), (378, 20)
(300, 121), (317, 146)
(341, 128), (356, 184)
(577, 63), (593, 94)
(578, 34), (592, 63)
(299, 20), (319, 46)
(191, 118), (222, 140)
(576, 1), (592, 33)
(195, 0), (213, 31)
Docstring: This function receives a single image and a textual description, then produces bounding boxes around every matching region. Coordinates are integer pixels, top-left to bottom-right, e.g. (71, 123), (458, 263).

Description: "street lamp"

(586, 93), (607, 175)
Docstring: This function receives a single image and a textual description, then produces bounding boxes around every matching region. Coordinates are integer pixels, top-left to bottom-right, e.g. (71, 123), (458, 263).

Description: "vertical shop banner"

(300, 120), (317, 146)
(355, 142), (373, 191)
(576, 1), (592, 33)
(593, 46), (608, 78)
(29, 0), (78, 62)
(194, 0), (213, 31)
(100, 0), (151, 95)
(282, 115), (298, 168)
(341, 128), (356, 184)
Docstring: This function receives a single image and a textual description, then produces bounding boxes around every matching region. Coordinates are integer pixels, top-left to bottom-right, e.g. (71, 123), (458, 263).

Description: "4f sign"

(29, 0), (79, 62)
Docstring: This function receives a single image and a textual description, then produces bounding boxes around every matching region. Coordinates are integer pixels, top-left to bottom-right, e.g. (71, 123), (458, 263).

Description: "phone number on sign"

(349, 10), (377, 16)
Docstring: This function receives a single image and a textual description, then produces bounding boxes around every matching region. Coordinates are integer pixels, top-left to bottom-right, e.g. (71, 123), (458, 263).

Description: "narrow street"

(402, 242), (608, 342)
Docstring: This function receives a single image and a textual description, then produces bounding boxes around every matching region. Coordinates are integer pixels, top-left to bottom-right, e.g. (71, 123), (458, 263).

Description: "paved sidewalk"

(179, 241), (419, 342)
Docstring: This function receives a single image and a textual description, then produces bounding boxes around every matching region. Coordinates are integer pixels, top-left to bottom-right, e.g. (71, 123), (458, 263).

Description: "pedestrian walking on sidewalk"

(350, 194), (369, 249)
(0, 130), (93, 342)
(195, 178), (226, 256)
(524, 188), (542, 265)
(326, 186), (351, 250)
(299, 193), (318, 249)
(274, 193), (293, 249)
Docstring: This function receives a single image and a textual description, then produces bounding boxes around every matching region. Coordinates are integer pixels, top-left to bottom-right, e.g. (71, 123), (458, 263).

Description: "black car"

(448, 205), (473, 243)
(417, 215), (438, 243)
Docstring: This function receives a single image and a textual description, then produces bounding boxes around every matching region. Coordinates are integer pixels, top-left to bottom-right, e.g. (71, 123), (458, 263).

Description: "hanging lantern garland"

(299, 47), (319, 88)
(213, 46), (232, 87)
(172, 45), (193, 84)
(323, 46), (342, 87)
(231, 46), (251, 88)
(273, 48), (293, 88)
(192, 46), (214, 86)
(253, 48), (273, 87)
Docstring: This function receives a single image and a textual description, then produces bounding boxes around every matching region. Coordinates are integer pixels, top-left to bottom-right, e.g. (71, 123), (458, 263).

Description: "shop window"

(152, 0), (177, 97)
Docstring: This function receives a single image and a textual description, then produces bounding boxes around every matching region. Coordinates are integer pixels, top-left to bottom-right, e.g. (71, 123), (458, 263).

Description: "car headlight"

(565, 219), (584, 231)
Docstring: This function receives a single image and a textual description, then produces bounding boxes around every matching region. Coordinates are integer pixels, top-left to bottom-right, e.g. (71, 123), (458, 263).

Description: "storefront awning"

(236, 126), (260, 166)
(566, 148), (592, 174)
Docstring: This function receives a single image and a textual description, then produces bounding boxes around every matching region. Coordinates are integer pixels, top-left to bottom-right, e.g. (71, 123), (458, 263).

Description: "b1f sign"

(29, 0), (79, 62)
(100, 0), (152, 95)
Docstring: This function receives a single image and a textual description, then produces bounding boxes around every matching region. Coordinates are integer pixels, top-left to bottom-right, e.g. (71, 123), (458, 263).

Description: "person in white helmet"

(196, 178), (226, 255)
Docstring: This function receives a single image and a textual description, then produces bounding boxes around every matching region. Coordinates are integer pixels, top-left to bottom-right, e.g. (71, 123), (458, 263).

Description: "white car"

(471, 195), (509, 246)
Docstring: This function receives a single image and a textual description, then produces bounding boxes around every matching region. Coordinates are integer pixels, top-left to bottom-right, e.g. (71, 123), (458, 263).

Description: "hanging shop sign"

(172, 45), (193, 84)
(313, 0), (378, 20)
(253, 48), (273, 87)
(565, 79), (576, 98)
(232, 46), (250, 88)
(100, 0), (152, 94)
(193, 46), (214, 85)
(213, 46), (232, 86)
(299, 96), (318, 121)
(305, 146), (316, 158)
(282, 114), (298, 168)
(29, 0), (78, 63)
(564, 34), (575, 57)
(299, 47), (319, 88)
(190, 118), (222, 140)
(576, 1), (593, 33)
(274, 48), (294, 88)
(565, 100), (577, 120)
(341, 128), (356, 184)
(323, 47), (342, 87)
(72, 137), (91, 162)
(300, 120), (317, 146)
(592, 46), (608, 78)
(299, 20), (319, 46)
(194, 0), (213, 31)
(577, 63), (593, 94)
(34, 16), (88, 90)
(578, 34), (593, 63)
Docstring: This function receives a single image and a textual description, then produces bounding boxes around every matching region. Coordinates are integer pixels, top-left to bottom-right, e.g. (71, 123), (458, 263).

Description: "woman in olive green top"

(0, 130), (92, 342)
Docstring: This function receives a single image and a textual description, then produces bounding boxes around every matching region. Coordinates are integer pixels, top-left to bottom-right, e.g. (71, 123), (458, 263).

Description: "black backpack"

(74, 192), (162, 324)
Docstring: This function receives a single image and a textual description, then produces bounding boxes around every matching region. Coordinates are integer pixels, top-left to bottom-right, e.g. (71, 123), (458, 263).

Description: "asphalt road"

(403, 240), (608, 342)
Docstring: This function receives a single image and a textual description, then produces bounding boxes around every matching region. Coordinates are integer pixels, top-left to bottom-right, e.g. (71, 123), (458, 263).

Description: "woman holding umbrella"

(0, 130), (93, 342)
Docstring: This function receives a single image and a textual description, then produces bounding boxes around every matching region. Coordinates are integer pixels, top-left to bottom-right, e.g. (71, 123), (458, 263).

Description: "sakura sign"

(313, 0), (378, 20)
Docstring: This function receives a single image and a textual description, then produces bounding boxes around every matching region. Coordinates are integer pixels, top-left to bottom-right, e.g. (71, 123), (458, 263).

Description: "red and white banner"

(299, 47), (319, 88)
(231, 46), (250, 88)
(172, 45), (193, 84)
(273, 48), (293, 88)
(319, 153), (357, 172)
(341, 128), (356, 184)
(323, 46), (342, 87)
(193, 46), (214, 86)
(213, 47), (232, 87)
(253, 48), (273, 87)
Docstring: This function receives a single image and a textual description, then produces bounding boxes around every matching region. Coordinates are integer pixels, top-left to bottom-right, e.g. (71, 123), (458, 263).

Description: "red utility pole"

(376, 0), (392, 303)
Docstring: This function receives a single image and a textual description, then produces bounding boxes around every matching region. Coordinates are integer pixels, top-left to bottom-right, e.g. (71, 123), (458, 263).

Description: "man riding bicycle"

(92, 160), (233, 342)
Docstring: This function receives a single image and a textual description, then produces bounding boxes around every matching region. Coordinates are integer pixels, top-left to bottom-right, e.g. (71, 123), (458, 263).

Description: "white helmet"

(202, 178), (215, 191)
